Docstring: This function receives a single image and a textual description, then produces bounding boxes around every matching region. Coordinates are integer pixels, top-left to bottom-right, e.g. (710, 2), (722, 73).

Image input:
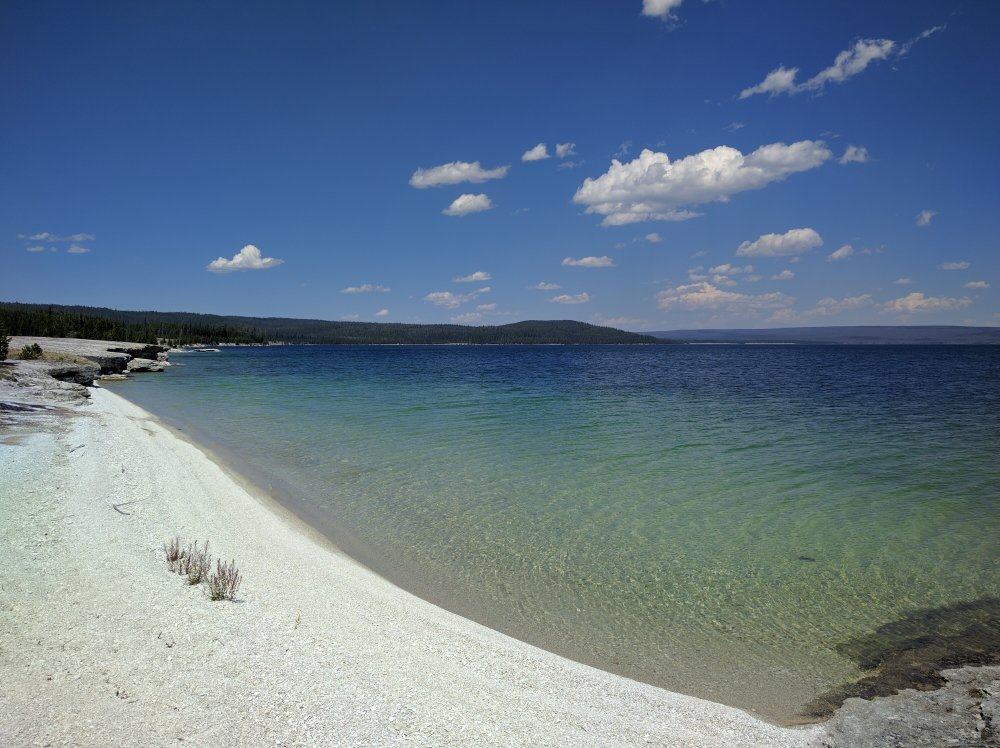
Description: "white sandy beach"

(0, 386), (824, 746)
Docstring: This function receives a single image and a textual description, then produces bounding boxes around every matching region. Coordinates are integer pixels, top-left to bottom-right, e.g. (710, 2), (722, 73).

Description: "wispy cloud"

(25, 231), (95, 242)
(550, 292), (591, 304)
(375, 308), (390, 317)
(423, 286), (491, 309)
(645, 232), (663, 244)
(771, 269), (795, 281)
(657, 281), (793, 313)
(828, 244), (854, 261)
(409, 161), (509, 188)
(555, 142), (576, 158)
(938, 261), (969, 270)
(885, 292), (971, 313)
(529, 281), (561, 291)
(341, 283), (390, 294)
(66, 244), (91, 254)
(453, 271), (491, 282)
(965, 281), (990, 290)
(839, 145), (869, 164)
(562, 255), (614, 268)
(207, 244), (284, 273)
(917, 209), (937, 227)
(740, 28), (943, 99)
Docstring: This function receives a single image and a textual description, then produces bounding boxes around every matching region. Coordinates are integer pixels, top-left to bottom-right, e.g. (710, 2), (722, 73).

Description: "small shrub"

(184, 540), (211, 585)
(0, 326), (9, 361)
(19, 343), (42, 360)
(207, 559), (243, 601)
(163, 536), (186, 572)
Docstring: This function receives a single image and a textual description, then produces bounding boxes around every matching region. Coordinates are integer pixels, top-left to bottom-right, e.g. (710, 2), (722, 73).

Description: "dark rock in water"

(804, 597), (1000, 719)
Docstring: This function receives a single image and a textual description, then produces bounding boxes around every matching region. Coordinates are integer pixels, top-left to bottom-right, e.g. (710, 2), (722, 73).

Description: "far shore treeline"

(0, 302), (662, 345)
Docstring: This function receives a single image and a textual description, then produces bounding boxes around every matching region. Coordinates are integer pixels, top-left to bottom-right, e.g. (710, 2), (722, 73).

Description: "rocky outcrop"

(126, 358), (167, 372)
(2, 337), (171, 406)
(814, 665), (1000, 747)
(9, 337), (168, 373)
(108, 344), (168, 362)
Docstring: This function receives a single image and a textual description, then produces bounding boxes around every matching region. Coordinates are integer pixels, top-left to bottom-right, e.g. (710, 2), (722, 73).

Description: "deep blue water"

(108, 344), (1000, 721)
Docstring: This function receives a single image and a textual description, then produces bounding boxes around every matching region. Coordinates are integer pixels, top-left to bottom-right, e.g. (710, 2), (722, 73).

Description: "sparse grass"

(207, 559), (243, 601)
(164, 536), (242, 601)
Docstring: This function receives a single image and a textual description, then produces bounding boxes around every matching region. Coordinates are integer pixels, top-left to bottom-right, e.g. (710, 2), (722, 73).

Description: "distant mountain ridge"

(648, 326), (1000, 345)
(0, 302), (661, 345)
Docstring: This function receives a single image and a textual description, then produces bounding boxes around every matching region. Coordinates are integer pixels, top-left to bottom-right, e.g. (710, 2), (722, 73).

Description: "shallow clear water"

(109, 345), (1000, 721)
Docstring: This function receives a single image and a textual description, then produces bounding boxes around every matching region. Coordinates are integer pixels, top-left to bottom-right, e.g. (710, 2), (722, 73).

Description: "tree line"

(0, 302), (663, 345)
(0, 303), (266, 346)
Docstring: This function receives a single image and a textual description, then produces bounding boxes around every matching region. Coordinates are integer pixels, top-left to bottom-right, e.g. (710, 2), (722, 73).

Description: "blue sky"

(3, 0), (998, 330)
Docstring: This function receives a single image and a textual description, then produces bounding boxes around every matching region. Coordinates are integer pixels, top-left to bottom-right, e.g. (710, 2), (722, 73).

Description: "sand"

(0, 387), (821, 746)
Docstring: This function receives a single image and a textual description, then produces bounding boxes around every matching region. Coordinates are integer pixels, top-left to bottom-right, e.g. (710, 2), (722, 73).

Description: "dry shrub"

(164, 536), (185, 572)
(184, 540), (211, 585)
(207, 559), (243, 601)
(164, 536), (243, 601)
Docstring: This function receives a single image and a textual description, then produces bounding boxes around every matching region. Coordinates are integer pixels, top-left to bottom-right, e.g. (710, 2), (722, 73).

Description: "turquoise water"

(108, 345), (1000, 721)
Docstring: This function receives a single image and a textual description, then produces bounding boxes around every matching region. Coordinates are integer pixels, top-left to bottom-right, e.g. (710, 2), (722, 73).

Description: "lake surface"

(108, 345), (1000, 722)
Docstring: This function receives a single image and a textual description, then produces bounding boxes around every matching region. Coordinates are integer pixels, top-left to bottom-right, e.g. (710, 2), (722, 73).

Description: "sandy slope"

(0, 388), (819, 747)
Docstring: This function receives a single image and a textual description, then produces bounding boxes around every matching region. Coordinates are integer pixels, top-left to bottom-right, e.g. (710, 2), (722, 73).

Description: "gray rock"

(814, 665), (1000, 747)
(126, 358), (167, 372)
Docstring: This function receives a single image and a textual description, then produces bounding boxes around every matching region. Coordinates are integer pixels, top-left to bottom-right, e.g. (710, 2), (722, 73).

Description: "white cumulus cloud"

(409, 161), (509, 188)
(737, 228), (823, 258)
(828, 244), (854, 261)
(375, 308), (390, 317)
(641, 0), (685, 20)
(550, 292), (591, 304)
(562, 255), (615, 268)
(341, 284), (390, 294)
(207, 244), (284, 273)
(917, 210), (937, 227)
(839, 145), (870, 165)
(771, 269), (795, 281)
(443, 193), (493, 216)
(522, 143), (550, 162)
(453, 271), (492, 282)
(885, 292), (971, 313)
(574, 141), (830, 226)
(645, 232), (663, 243)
